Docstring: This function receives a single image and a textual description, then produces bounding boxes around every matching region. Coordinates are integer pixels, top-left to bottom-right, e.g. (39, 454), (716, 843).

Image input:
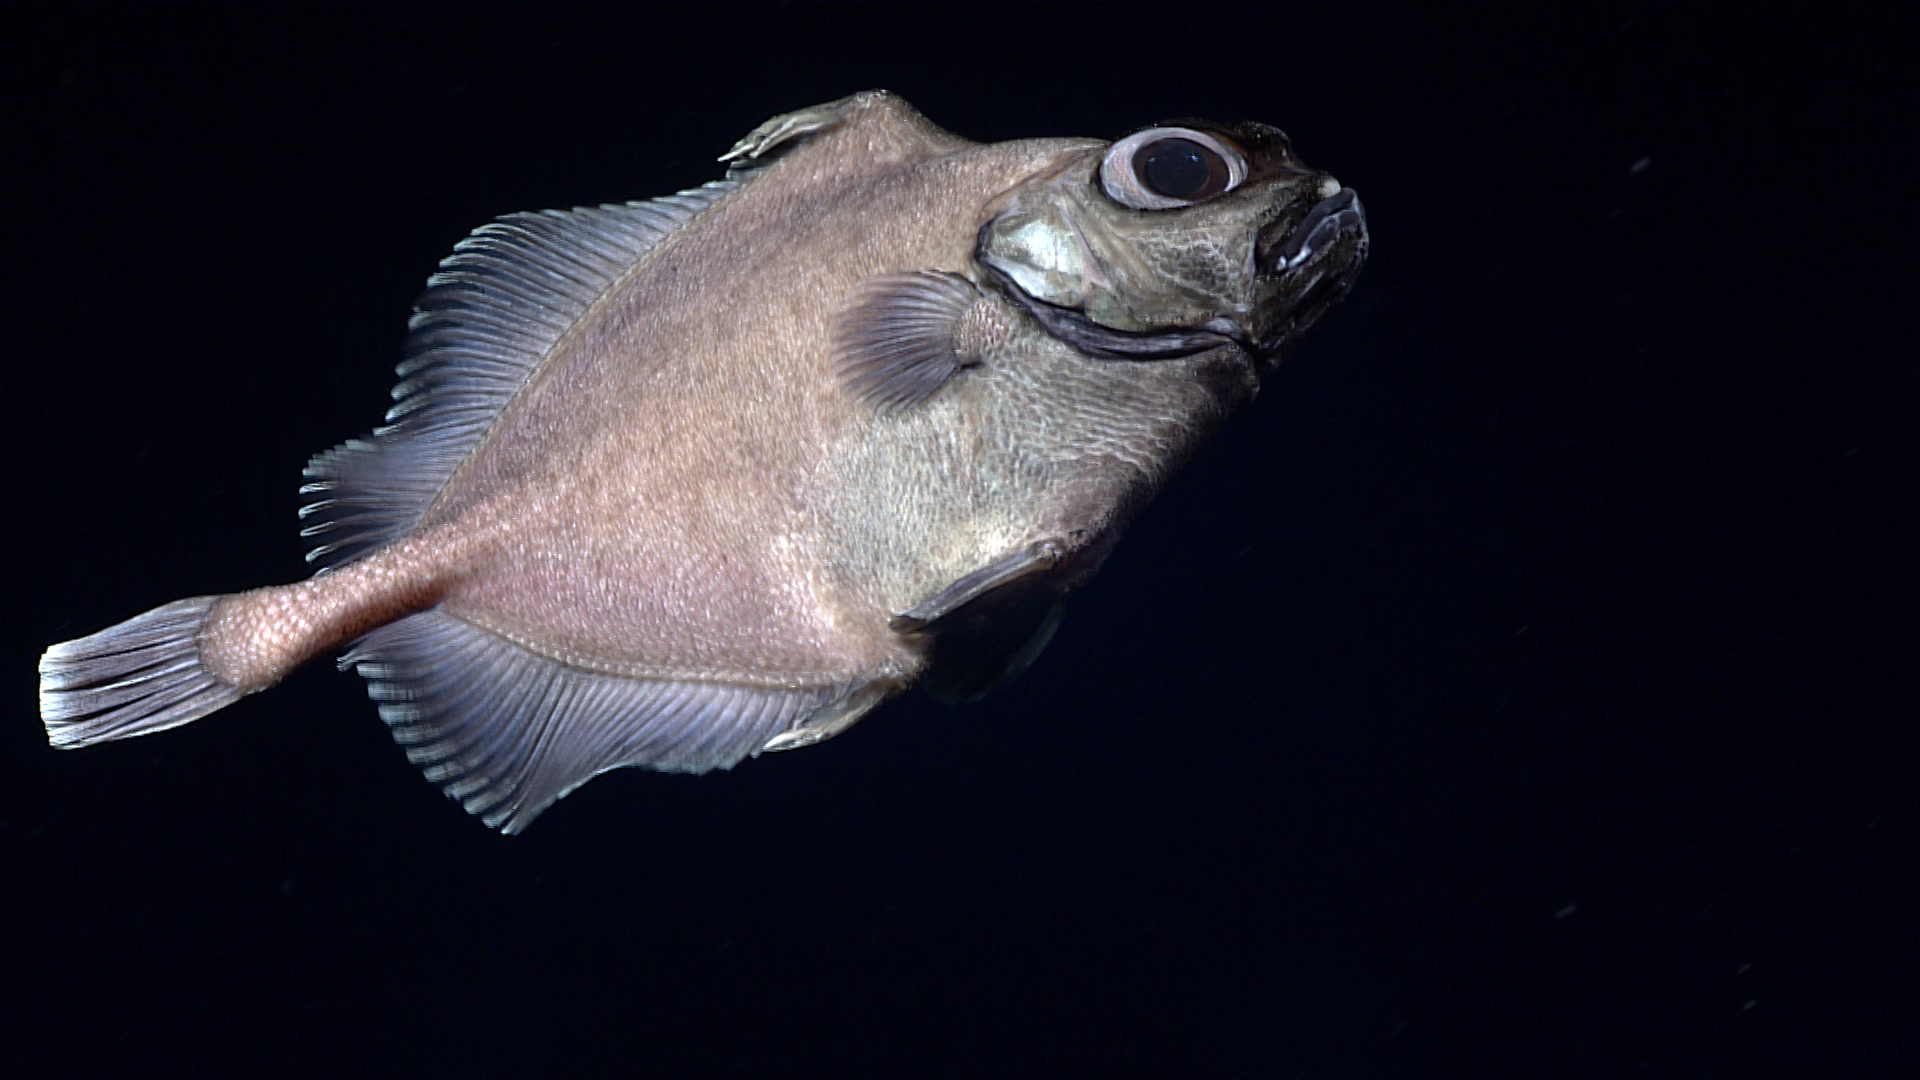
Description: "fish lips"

(1260, 188), (1367, 275)
(977, 188), (1368, 363)
(1250, 188), (1369, 355)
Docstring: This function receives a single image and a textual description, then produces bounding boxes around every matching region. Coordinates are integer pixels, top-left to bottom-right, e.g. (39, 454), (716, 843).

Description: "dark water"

(5, 5), (1914, 1076)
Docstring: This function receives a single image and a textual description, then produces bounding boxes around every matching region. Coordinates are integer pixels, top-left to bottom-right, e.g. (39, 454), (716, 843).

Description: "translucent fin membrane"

(343, 610), (847, 834)
(835, 271), (980, 410)
(39, 596), (246, 748)
(300, 182), (742, 569)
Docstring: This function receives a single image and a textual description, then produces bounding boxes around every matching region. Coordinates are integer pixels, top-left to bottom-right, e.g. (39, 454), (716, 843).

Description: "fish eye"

(1137, 139), (1223, 199)
(1100, 127), (1247, 211)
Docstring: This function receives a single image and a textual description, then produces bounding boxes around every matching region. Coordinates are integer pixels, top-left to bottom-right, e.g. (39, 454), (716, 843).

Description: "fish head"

(976, 121), (1368, 365)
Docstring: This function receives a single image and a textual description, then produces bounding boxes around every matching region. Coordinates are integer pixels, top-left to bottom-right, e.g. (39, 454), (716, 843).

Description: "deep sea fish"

(38, 91), (1368, 832)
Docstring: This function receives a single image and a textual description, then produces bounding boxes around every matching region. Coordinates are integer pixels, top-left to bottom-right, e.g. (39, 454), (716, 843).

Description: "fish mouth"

(1251, 187), (1369, 355)
(1261, 188), (1366, 274)
(975, 187), (1368, 363)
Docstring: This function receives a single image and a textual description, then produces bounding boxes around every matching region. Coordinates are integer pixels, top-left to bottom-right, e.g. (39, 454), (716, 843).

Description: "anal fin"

(343, 610), (856, 833)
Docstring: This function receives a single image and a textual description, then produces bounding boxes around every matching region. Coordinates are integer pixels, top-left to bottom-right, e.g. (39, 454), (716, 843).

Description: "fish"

(37, 91), (1368, 833)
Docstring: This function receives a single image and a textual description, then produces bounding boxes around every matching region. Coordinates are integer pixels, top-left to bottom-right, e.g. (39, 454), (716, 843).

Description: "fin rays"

(835, 271), (981, 409)
(343, 610), (846, 833)
(300, 184), (742, 569)
(38, 597), (247, 748)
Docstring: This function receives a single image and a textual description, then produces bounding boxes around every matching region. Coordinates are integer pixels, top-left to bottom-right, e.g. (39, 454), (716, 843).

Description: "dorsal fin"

(343, 610), (856, 833)
(298, 181), (741, 569)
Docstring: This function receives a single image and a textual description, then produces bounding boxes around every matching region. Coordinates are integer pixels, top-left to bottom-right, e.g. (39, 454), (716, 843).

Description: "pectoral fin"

(835, 271), (985, 410)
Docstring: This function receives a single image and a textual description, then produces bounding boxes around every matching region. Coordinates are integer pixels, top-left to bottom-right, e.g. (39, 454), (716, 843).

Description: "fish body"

(39, 92), (1368, 832)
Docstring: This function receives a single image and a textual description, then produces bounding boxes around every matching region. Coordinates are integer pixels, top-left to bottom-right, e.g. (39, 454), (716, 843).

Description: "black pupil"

(1138, 138), (1216, 199)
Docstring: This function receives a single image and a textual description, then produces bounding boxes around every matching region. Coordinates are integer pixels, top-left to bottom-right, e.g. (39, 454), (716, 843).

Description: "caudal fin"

(39, 596), (248, 749)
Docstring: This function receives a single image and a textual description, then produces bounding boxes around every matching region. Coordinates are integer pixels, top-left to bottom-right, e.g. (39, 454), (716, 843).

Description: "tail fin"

(39, 596), (248, 749)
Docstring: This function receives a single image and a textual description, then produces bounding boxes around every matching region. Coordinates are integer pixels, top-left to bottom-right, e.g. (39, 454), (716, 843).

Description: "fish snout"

(1247, 184), (1369, 359)
(1257, 186), (1367, 278)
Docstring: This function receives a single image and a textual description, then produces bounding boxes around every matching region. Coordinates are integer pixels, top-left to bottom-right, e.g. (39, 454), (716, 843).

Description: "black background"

(5, 5), (1915, 1076)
